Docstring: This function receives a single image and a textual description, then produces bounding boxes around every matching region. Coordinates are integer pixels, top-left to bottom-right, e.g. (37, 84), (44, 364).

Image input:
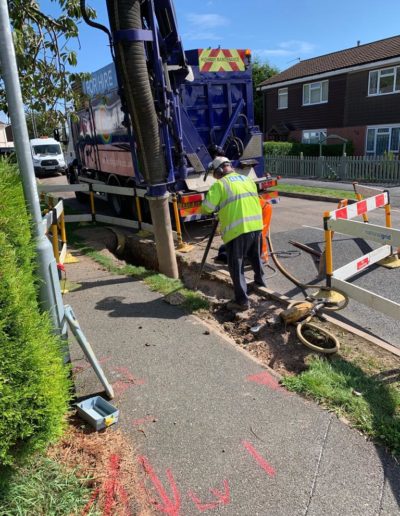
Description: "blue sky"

(62, 0), (400, 73)
(1, 0), (400, 123)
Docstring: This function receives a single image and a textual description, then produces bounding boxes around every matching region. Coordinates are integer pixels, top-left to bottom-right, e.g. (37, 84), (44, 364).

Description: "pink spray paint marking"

(112, 366), (145, 397)
(188, 479), (230, 512)
(138, 455), (181, 516)
(103, 454), (130, 516)
(242, 441), (276, 478)
(72, 356), (110, 375)
(246, 370), (285, 392)
(132, 415), (156, 426)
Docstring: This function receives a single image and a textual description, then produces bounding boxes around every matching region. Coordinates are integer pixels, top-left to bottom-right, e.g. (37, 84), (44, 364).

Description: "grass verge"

(69, 227), (209, 312)
(271, 183), (357, 200)
(0, 456), (97, 516)
(282, 355), (400, 456)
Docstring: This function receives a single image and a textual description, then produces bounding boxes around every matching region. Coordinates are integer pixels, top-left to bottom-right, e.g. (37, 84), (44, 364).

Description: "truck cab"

(30, 137), (66, 176)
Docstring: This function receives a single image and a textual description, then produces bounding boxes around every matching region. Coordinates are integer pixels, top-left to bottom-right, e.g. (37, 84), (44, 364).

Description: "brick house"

(258, 35), (400, 156)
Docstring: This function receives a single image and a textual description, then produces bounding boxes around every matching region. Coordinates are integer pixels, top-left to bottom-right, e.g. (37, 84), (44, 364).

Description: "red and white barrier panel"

(328, 192), (388, 221)
(332, 245), (392, 281)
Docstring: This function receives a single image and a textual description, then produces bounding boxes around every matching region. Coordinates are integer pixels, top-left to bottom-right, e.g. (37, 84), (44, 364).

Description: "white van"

(30, 137), (66, 176)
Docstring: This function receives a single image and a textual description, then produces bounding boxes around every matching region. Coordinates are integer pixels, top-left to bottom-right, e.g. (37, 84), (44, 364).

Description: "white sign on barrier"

(326, 189), (400, 322)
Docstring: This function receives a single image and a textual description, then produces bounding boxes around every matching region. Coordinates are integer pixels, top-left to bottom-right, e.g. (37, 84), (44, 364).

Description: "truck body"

(30, 137), (66, 176)
(69, 47), (270, 219)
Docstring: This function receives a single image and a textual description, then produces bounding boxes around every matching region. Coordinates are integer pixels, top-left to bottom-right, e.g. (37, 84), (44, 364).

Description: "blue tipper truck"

(68, 49), (276, 220)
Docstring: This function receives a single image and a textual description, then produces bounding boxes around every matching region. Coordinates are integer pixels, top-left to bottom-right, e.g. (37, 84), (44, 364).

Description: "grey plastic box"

(76, 396), (119, 431)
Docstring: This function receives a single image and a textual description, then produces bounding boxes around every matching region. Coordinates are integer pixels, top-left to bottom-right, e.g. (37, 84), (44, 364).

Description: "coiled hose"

(266, 233), (347, 352)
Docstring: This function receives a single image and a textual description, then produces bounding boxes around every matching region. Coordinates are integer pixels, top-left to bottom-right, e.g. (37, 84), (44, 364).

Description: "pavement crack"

(303, 415), (333, 516)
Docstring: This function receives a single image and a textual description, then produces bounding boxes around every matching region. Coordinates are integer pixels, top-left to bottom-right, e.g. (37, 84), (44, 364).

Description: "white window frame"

(302, 129), (327, 144)
(365, 124), (400, 155)
(302, 80), (328, 106)
(278, 87), (288, 109)
(368, 66), (400, 96)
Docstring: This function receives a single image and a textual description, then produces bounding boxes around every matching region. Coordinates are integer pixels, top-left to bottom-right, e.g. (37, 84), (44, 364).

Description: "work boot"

(226, 300), (250, 312)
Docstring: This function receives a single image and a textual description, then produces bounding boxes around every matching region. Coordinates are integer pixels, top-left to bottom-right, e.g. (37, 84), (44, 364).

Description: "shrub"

(263, 141), (354, 157)
(0, 162), (71, 465)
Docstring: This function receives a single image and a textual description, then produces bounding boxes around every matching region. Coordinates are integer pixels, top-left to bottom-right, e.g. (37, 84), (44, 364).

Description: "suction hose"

(267, 232), (347, 353)
(266, 233), (348, 310)
(106, 0), (166, 185)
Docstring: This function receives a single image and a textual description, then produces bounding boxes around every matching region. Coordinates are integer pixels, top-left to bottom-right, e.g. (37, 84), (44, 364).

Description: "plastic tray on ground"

(76, 396), (119, 431)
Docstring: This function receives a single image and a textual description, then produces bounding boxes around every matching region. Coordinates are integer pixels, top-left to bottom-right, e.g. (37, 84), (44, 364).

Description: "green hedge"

(263, 141), (354, 157)
(0, 161), (71, 465)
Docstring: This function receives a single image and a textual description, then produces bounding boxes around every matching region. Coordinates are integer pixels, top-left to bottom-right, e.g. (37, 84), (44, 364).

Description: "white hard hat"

(210, 156), (231, 172)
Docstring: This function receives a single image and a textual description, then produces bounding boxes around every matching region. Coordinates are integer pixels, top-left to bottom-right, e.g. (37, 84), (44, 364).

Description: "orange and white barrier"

(323, 190), (400, 321)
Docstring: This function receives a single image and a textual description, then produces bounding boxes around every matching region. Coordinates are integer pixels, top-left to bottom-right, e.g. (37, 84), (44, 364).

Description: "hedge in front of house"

(0, 161), (71, 465)
(263, 141), (354, 157)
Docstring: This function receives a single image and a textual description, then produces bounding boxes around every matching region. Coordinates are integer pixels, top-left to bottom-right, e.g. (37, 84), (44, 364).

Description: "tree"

(252, 57), (279, 131)
(0, 1), (95, 126)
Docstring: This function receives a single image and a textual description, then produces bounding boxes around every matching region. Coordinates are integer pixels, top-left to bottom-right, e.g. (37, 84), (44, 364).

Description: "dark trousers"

(225, 231), (266, 305)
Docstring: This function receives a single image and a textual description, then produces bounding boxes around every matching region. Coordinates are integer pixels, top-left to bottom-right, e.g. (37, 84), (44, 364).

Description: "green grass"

(0, 456), (98, 516)
(282, 356), (400, 456)
(271, 183), (357, 200)
(69, 231), (209, 312)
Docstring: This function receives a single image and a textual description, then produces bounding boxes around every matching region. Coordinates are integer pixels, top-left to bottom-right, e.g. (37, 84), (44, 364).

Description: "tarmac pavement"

(65, 251), (400, 516)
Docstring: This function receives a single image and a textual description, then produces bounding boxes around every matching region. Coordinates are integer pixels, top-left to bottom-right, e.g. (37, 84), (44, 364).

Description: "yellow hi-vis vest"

(202, 172), (262, 244)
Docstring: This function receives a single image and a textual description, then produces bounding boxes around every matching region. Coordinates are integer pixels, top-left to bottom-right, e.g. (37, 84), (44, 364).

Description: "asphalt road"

(40, 173), (400, 348)
(269, 197), (400, 348)
(66, 253), (400, 515)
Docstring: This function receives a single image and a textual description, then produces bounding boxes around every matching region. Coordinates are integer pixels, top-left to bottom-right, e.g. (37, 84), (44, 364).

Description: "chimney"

(357, 40), (360, 46)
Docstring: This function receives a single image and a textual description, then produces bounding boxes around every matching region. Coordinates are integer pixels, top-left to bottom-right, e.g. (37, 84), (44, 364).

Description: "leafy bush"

(0, 162), (71, 465)
(263, 141), (354, 157)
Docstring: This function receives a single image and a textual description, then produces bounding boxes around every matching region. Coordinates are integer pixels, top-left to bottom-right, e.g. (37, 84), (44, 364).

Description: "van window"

(33, 144), (61, 155)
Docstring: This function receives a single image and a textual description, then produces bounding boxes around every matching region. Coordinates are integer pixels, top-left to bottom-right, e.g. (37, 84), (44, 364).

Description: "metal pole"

(0, 0), (63, 333)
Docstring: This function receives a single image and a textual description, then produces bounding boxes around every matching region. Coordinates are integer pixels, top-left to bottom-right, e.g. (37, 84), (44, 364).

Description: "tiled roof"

(259, 35), (400, 87)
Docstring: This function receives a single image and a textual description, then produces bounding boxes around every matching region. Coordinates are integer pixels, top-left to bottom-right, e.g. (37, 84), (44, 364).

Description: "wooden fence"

(264, 156), (400, 183)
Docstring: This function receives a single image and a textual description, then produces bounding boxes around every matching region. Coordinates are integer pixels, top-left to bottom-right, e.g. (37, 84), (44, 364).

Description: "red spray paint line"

(81, 454), (130, 516)
(132, 415), (156, 426)
(72, 356), (110, 375)
(81, 487), (100, 516)
(246, 371), (285, 392)
(138, 456), (181, 516)
(103, 454), (130, 516)
(242, 441), (276, 478)
(188, 479), (230, 511)
(112, 366), (145, 397)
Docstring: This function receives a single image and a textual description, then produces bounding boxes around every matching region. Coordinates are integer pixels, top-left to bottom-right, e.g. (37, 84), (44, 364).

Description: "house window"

(368, 67), (400, 96)
(302, 129), (327, 144)
(278, 88), (288, 109)
(303, 80), (328, 105)
(366, 126), (400, 155)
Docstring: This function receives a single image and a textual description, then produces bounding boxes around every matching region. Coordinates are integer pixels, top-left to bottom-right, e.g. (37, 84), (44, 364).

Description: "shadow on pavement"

(95, 295), (183, 320)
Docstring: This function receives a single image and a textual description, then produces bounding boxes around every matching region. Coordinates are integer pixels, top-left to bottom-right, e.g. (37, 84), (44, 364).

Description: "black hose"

(267, 233), (329, 292)
(106, 0), (167, 185)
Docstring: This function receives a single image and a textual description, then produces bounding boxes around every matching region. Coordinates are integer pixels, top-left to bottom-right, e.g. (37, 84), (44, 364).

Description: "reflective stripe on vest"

(219, 191), (259, 210)
(222, 214), (263, 238)
(203, 199), (218, 212)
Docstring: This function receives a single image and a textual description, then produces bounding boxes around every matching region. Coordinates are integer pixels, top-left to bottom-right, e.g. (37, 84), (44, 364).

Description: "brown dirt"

(48, 415), (154, 516)
(198, 292), (400, 379)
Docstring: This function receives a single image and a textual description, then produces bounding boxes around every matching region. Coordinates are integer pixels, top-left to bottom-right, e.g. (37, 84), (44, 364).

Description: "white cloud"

(183, 13), (229, 41)
(254, 41), (315, 59)
(185, 13), (230, 29)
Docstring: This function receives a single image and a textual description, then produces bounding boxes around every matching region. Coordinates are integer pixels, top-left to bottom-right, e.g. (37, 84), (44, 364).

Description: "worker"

(202, 157), (266, 311)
